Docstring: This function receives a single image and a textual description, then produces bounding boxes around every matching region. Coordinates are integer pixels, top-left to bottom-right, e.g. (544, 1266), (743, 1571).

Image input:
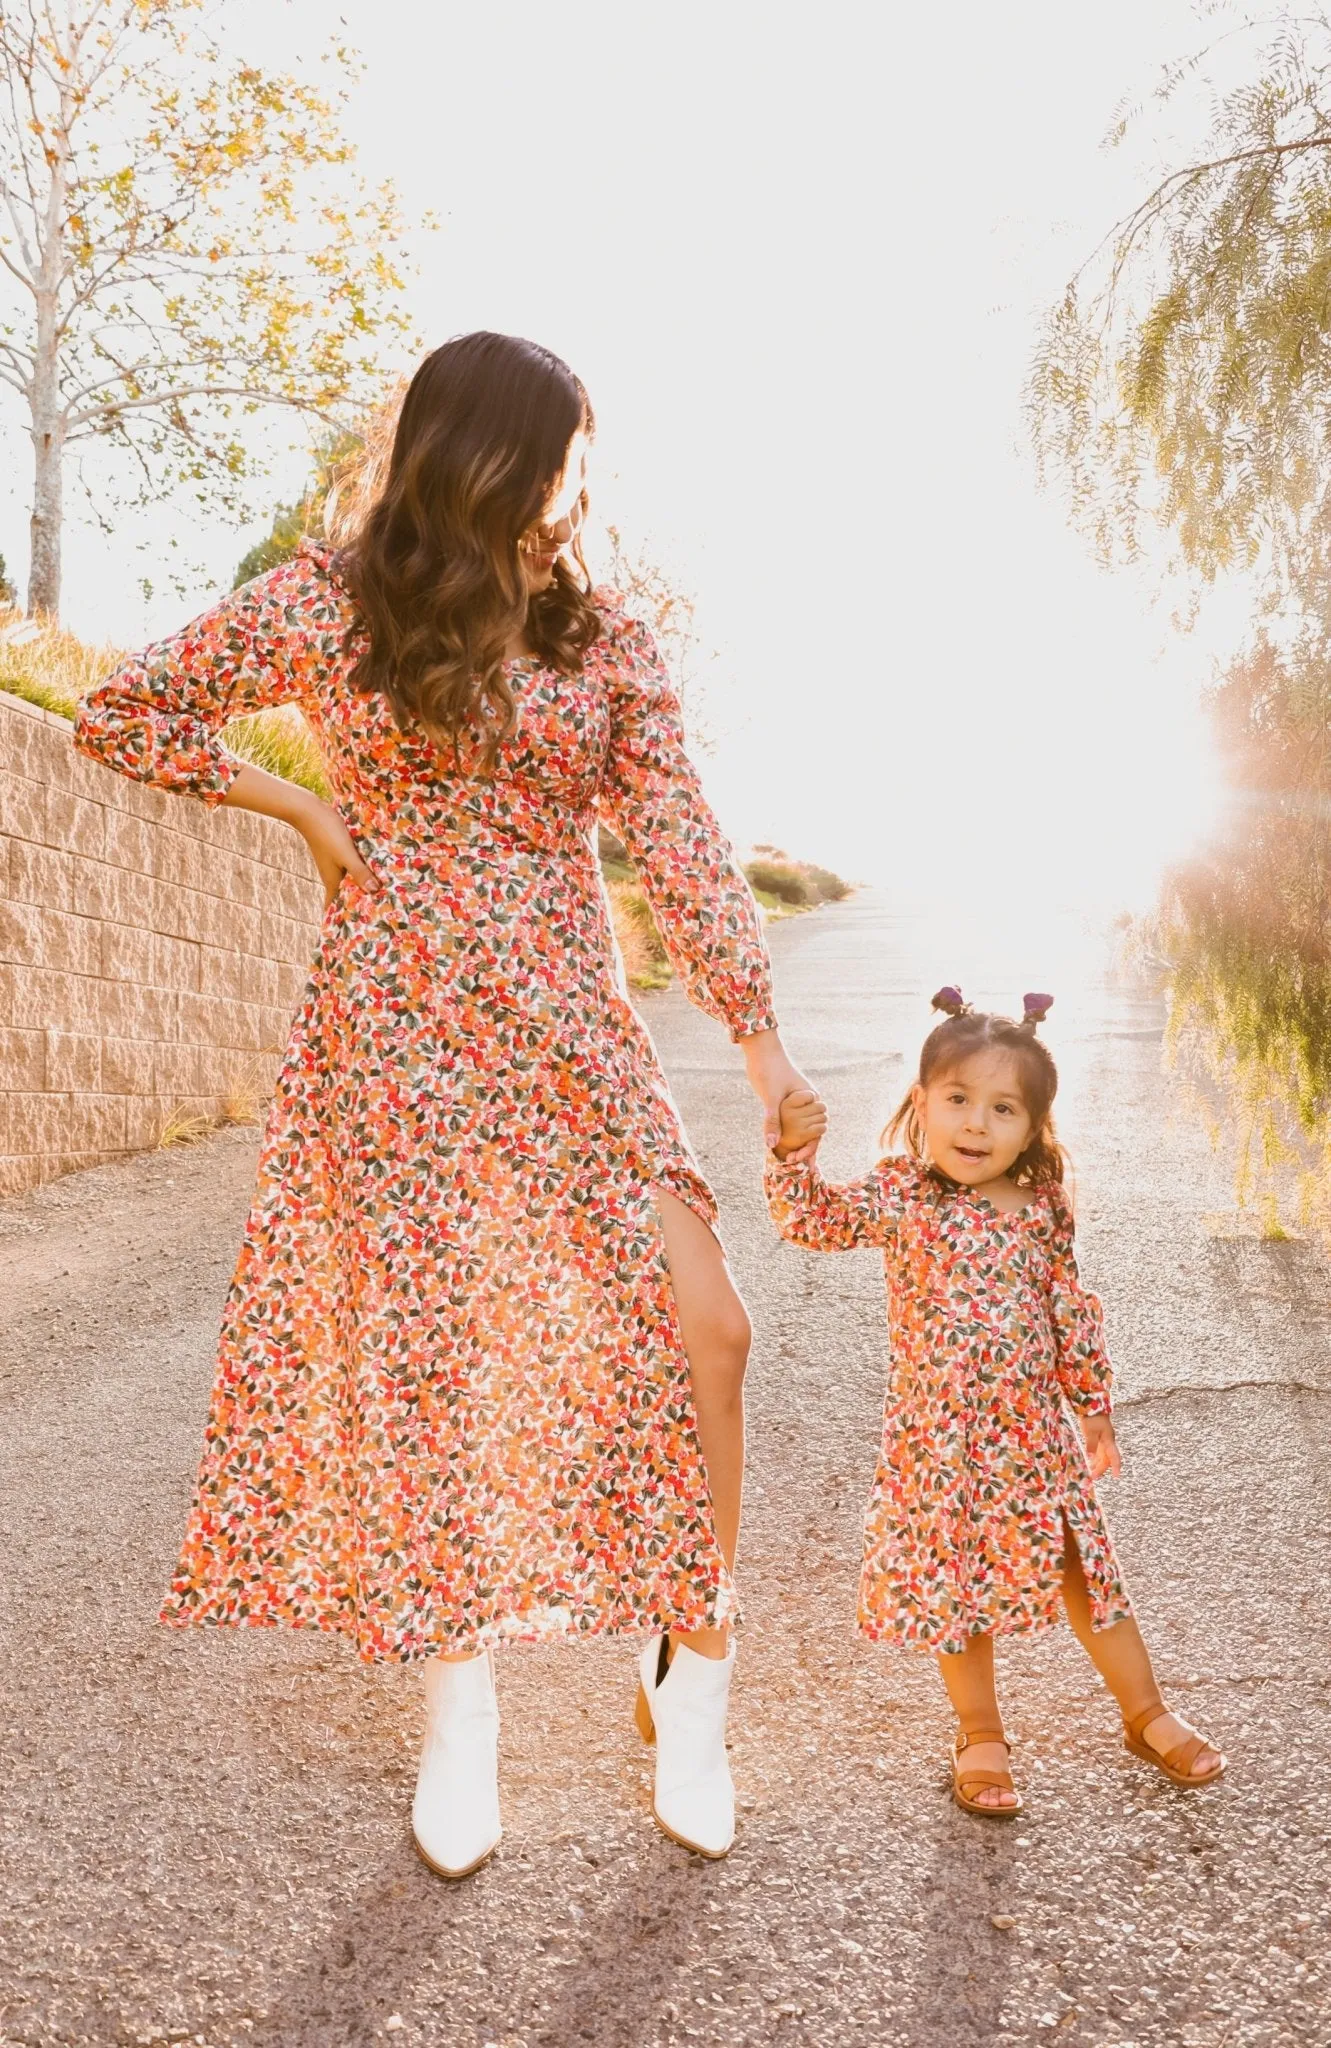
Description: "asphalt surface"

(2, 889), (1328, 2048)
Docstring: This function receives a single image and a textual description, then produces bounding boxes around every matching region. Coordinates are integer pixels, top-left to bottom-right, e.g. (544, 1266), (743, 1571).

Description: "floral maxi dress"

(764, 1155), (1132, 1651)
(75, 547), (777, 1662)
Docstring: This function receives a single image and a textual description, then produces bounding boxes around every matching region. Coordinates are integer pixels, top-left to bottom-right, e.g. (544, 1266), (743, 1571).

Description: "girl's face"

(912, 1050), (1036, 1186)
(517, 428), (589, 594)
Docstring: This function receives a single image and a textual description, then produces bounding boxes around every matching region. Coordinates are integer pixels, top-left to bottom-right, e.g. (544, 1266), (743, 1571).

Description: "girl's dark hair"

(883, 988), (1068, 1188)
(341, 331), (600, 766)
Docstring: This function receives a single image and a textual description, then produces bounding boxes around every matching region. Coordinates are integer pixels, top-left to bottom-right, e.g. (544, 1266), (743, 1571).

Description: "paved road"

(2, 891), (1328, 2048)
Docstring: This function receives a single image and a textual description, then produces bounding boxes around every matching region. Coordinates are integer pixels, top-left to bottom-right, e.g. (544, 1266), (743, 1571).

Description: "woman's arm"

(594, 601), (817, 1143)
(75, 552), (375, 903)
(221, 763), (378, 904)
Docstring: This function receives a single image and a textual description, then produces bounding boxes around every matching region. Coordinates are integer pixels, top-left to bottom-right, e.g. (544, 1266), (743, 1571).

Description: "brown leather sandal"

(952, 1728), (1023, 1818)
(1123, 1697), (1225, 1787)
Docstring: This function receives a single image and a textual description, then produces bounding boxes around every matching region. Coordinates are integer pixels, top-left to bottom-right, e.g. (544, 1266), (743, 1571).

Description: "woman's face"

(518, 428), (589, 594)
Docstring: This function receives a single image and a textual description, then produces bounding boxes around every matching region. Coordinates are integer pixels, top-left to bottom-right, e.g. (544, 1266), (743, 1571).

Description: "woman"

(75, 332), (813, 1876)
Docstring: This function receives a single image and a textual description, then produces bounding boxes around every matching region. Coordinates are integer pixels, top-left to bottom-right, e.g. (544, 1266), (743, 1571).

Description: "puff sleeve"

(595, 602), (777, 1041)
(74, 549), (345, 805)
(763, 1156), (911, 1251)
(1043, 1186), (1114, 1416)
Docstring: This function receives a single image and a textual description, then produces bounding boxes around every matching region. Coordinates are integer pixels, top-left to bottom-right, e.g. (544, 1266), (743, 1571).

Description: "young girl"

(765, 988), (1225, 1816)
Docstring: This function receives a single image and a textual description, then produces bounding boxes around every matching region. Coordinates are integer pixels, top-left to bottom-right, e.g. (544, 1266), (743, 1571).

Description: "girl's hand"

(1082, 1413), (1122, 1480)
(741, 1030), (821, 1162)
(773, 1088), (828, 1162)
(290, 791), (380, 907)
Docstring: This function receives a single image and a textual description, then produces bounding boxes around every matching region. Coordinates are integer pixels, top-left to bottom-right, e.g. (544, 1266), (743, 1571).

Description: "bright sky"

(2, 0), (1242, 925)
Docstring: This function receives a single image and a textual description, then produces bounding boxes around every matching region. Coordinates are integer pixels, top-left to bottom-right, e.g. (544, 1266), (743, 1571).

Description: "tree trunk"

(26, 51), (71, 621)
(27, 401), (64, 618)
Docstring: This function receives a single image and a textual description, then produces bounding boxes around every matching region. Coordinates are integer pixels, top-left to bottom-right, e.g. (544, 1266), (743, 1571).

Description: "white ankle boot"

(635, 1635), (736, 1858)
(411, 1651), (501, 1878)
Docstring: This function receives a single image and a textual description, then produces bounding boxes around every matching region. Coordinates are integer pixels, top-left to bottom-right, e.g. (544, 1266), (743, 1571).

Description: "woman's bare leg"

(653, 1187), (751, 1660)
(935, 1635), (1018, 1809)
(1061, 1520), (1221, 1776)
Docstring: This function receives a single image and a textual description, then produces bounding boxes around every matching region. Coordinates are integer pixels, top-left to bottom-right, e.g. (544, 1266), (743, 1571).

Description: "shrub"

(607, 878), (671, 990)
(744, 858), (815, 907)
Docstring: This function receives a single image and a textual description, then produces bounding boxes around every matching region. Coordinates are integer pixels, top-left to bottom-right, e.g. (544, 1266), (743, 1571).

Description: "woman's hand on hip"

(295, 795), (381, 905)
(740, 1030), (822, 1162)
(222, 763), (379, 906)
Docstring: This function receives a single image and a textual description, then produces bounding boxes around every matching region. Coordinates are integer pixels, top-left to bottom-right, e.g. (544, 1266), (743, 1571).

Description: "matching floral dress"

(764, 1154), (1132, 1652)
(75, 546), (777, 1662)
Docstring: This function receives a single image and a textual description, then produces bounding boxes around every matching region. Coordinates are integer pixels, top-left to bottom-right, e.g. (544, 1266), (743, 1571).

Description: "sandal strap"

(955, 1728), (1010, 1754)
(957, 1767), (1016, 1794)
(1159, 1729), (1211, 1777)
(1123, 1697), (1168, 1743)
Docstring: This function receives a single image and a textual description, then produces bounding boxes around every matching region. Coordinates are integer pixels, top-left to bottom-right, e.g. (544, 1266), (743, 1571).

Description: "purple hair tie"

(1023, 991), (1054, 1025)
(931, 985), (968, 1017)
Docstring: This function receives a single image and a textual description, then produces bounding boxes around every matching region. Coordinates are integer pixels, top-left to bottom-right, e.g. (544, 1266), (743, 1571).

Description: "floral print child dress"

(75, 547), (777, 1662)
(764, 1154), (1133, 1651)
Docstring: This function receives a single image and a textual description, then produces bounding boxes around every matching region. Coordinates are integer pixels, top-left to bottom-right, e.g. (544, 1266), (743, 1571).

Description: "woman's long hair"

(341, 332), (601, 765)
(883, 1000), (1068, 1189)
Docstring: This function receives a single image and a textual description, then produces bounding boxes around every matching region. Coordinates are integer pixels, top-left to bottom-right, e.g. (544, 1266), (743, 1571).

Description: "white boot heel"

(411, 1651), (502, 1879)
(636, 1635), (736, 1859)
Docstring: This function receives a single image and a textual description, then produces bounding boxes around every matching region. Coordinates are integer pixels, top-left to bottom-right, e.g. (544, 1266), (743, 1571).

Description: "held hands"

(1082, 1412), (1122, 1481)
(772, 1088), (829, 1162)
(740, 1031), (824, 1163)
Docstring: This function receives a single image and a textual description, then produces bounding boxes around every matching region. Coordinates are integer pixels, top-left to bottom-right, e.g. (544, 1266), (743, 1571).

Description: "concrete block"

(149, 931), (201, 993)
(45, 788), (107, 860)
(7, 837), (75, 913)
(0, 1026), (45, 1091)
(44, 1030), (102, 1093)
(100, 922), (155, 984)
(99, 1035), (160, 1096)
(0, 963), (91, 1034)
(0, 1154), (43, 1198)
(0, 773), (46, 844)
(0, 900), (100, 976)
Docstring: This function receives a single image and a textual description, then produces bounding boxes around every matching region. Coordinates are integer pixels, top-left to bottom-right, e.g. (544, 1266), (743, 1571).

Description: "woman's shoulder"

(588, 587), (664, 678)
(229, 542), (359, 653)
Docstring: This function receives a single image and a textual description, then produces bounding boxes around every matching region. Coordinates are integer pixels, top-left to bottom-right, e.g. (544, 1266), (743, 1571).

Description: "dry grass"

(220, 705), (330, 799)
(607, 878), (672, 990)
(156, 1105), (216, 1150)
(0, 608), (118, 719)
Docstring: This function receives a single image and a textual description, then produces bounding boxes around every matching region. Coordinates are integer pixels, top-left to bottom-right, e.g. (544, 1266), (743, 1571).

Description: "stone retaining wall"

(0, 688), (323, 1198)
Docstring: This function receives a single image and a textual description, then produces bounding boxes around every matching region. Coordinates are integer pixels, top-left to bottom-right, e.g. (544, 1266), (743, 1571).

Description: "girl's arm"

(764, 1155), (902, 1251)
(1044, 1189), (1114, 1416)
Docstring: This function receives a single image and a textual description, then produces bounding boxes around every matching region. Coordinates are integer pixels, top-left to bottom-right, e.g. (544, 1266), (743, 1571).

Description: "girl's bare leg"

(1061, 1521), (1221, 1776)
(935, 1634), (1018, 1809)
(653, 1188), (751, 1660)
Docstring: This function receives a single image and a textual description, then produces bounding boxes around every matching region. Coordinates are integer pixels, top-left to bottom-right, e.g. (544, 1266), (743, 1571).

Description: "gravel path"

(2, 890), (1328, 2048)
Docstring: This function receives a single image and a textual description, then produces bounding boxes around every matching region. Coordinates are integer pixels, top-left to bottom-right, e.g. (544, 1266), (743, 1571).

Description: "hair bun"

(1022, 991), (1054, 1025)
(931, 985), (968, 1017)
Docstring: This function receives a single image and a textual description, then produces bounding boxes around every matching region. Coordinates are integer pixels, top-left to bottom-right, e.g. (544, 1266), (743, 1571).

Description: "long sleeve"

(595, 601), (776, 1041)
(764, 1155), (908, 1251)
(74, 551), (341, 806)
(1043, 1188), (1114, 1416)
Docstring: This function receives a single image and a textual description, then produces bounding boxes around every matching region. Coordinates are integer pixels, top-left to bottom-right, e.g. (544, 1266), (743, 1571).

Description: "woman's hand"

(1082, 1412), (1122, 1481)
(741, 1029), (821, 1162)
(222, 763), (379, 906)
(292, 792), (381, 906)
